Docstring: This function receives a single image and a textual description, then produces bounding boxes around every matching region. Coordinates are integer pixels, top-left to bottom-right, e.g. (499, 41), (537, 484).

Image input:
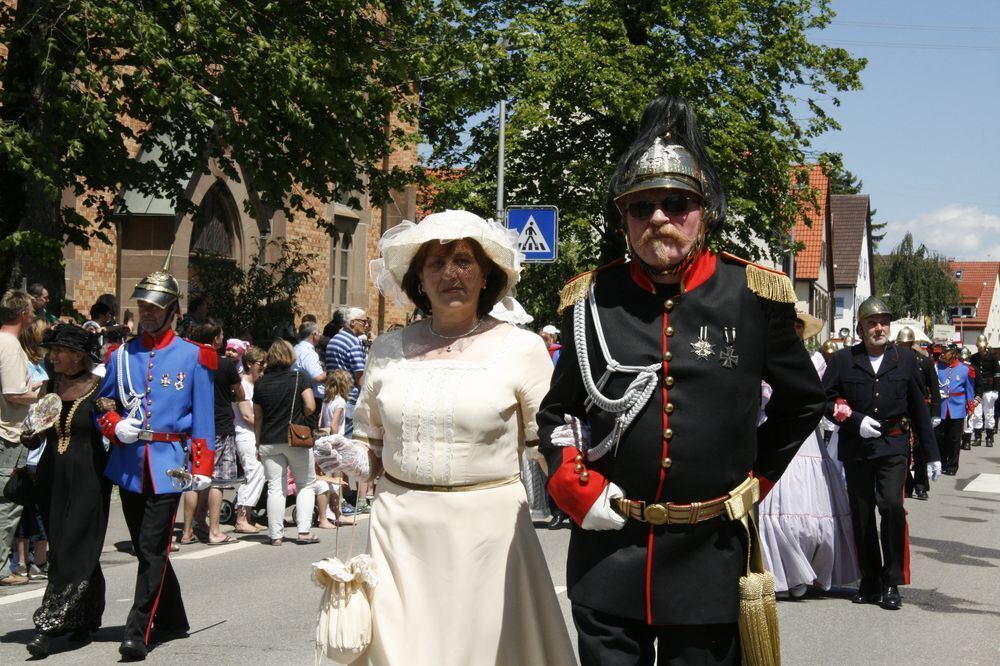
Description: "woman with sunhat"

(757, 305), (859, 598)
(22, 324), (112, 657)
(318, 210), (574, 665)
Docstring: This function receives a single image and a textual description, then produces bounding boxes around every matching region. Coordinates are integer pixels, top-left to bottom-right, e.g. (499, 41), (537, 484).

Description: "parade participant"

(935, 343), (975, 474)
(824, 297), (940, 611)
(969, 335), (998, 448)
(960, 347), (976, 450)
(95, 265), (215, 661)
(537, 95), (825, 664)
(322, 209), (575, 665)
(896, 327), (941, 500)
(758, 308), (859, 598)
(541, 324), (562, 363)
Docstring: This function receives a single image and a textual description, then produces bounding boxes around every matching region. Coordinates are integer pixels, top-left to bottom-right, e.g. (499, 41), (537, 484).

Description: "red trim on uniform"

(197, 345), (218, 370)
(141, 328), (175, 350)
(901, 482), (911, 585)
(98, 411), (123, 441)
(720, 251), (788, 275)
(646, 308), (671, 624)
(547, 447), (608, 525)
(679, 250), (717, 294)
(104, 343), (122, 365)
(190, 438), (215, 477)
(756, 475), (775, 500)
(628, 260), (657, 294)
(144, 501), (181, 645)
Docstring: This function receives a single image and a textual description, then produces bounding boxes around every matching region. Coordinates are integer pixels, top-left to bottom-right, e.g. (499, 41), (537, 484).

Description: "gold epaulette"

(558, 271), (595, 314)
(721, 252), (797, 304)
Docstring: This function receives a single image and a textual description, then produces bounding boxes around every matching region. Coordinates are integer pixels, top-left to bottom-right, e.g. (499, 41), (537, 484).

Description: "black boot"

(880, 585), (903, 610)
(961, 433), (972, 451)
(26, 633), (51, 657)
(973, 428), (983, 446)
(987, 429), (995, 448)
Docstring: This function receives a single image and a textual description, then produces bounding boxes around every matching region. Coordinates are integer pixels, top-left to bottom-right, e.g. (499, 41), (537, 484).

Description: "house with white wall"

(830, 194), (875, 338)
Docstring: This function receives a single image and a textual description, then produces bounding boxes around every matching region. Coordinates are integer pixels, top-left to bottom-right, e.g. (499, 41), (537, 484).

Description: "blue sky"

(809, 0), (1000, 260)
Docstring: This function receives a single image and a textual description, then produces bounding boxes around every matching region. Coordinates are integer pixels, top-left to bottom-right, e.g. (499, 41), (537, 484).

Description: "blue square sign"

(505, 206), (559, 263)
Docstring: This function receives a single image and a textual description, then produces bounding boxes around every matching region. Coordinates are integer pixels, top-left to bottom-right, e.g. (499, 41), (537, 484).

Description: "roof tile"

(949, 261), (1000, 327)
(830, 194), (870, 286)
(790, 165), (829, 281)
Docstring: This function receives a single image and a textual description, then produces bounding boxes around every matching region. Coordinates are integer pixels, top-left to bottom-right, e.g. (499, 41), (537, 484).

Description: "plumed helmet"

(895, 327), (916, 344)
(857, 296), (892, 322)
(977, 334), (989, 352)
(132, 246), (179, 309)
(606, 95), (727, 237)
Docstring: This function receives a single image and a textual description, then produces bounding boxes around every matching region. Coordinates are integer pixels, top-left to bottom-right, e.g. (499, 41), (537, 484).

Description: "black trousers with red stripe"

(119, 474), (187, 645)
(844, 455), (909, 588)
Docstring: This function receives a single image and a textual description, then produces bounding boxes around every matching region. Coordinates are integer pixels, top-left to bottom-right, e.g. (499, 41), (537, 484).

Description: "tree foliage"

(189, 239), (317, 342)
(874, 232), (959, 327)
(420, 0), (865, 324)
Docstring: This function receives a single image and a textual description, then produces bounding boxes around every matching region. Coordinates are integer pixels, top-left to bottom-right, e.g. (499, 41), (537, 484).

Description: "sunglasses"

(626, 195), (700, 219)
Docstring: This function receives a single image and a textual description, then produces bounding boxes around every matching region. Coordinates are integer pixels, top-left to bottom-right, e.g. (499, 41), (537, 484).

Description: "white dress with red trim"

(758, 351), (860, 592)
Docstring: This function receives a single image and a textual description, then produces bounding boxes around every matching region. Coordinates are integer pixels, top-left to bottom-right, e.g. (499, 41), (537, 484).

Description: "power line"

(832, 20), (1000, 33)
(826, 39), (1000, 52)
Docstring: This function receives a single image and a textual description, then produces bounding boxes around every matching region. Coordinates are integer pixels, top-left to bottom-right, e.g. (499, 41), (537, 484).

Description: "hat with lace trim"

(369, 210), (523, 307)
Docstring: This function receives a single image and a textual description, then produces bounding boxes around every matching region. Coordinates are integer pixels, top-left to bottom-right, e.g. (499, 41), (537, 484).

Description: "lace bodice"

(353, 325), (553, 486)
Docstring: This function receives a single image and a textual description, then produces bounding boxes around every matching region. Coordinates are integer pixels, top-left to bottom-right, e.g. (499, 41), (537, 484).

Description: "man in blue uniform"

(935, 343), (975, 475)
(96, 267), (215, 661)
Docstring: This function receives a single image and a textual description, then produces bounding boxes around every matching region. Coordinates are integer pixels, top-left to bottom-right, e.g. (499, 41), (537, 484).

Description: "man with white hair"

(540, 324), (562, 364)
(293, 321), (327, 403)
(324, 307), (368, 436)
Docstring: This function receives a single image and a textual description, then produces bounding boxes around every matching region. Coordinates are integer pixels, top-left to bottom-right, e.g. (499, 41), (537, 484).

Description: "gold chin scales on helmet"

(895, 327), (916, 344)
(615, 136), (707, 203)
(857, 296), (892, 321)
(132, 246), (180, 309)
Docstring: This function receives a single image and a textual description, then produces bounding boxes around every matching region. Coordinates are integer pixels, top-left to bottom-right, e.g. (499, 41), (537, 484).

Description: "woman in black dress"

(23, 324), (111, 658)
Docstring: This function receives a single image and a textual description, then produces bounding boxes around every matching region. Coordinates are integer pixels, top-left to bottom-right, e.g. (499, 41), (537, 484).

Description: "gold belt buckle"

(137, 429), (154, 442)
(644, 503), (669, 525)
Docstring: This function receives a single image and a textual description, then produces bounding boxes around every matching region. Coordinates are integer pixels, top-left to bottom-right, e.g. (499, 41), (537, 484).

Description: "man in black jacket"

(969, 335), (999, 447)
(824, 297), (940, 611)
(537, 95), (825, 665)
(896, 327), (941, 500)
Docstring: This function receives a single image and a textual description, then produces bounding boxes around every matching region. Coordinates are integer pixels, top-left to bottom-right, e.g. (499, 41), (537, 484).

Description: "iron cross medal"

(720, 327), (739, 368)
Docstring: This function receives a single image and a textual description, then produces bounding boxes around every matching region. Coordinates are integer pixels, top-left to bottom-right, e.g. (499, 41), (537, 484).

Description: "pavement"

(1, 446), (999, 665)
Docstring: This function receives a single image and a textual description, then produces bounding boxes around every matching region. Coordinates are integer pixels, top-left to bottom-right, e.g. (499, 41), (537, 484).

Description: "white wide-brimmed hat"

(369, 210), (523, 307)
(794, 301), (825, 340)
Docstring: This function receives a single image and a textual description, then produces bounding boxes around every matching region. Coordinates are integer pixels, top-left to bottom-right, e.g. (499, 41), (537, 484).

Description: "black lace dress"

(31, 381), (112, 636)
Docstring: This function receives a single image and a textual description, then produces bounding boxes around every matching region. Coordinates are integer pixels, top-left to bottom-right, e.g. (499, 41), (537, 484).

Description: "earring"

(418, 283), (424, 294)
(481, 283), (487, 291)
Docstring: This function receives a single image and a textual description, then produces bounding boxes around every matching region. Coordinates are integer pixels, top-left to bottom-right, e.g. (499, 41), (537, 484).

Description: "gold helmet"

(978, 334), (989, 352)
(615, 136), (706, 202)
(857, 296), (892, 322)
(821, 340), (838, 355)
(960, 347), (972, 362)
(895, 327), (916, 344)
(132, 247), (179, 309)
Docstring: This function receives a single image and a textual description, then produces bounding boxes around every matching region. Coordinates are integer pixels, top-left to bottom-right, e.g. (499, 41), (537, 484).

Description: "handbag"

(3, 467), (34, 506)
(288, 372), (315, 448)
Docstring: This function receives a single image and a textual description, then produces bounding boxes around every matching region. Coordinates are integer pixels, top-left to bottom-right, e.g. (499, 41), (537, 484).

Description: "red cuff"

(757, 475), (775, 500)
(190, 438), (215, 477)
(547, 448), (609, 526)
(97, 411), (122, 444)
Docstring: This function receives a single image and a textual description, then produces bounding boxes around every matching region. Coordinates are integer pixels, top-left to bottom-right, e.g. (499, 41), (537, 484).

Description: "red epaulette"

(104, 343), (122, 366)
(197, 344), (218, 370)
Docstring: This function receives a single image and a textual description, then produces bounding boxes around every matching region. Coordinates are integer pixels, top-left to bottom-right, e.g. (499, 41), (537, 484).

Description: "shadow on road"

(910, 535), (1000, 568)
(905, 587), (1000, 617)
(940, 515), (988, 523)
(1, 625), (125, 658)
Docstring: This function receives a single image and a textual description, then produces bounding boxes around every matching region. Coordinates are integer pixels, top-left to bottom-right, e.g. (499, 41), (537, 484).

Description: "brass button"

(663, 428), (674, 440)
(664, 299), (675, 311)
(665, 326), (675, 337)
(665, 402), (674, 414)
(663, 351), (672, 362)
(874, 408), (879, 414)
(664, 376), (675, 388)
(661, 457), (673, 469)
(875, 392), (879, 398)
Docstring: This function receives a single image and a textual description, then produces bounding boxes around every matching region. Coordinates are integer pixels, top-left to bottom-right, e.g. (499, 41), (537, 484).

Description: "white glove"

(932, 417), (942, 428)
(580, 482), (626, 531)
(314, 435), (371, 480)
(190, 474), (212, 492)
(927, 461), (942, 482)
(114, 417), (143, 444)
(551, 414), (591, 449)
(859, 416), (882, 439)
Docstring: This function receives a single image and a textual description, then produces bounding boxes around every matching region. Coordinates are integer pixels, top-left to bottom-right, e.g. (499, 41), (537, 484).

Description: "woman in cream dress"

(323, 210), (575, 666)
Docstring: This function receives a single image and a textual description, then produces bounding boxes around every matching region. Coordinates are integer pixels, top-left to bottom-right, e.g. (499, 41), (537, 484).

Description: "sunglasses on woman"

(626, 195), (700, 219)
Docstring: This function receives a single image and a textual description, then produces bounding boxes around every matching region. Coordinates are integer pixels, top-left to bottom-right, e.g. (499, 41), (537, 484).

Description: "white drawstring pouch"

(312, 554), (378, 665)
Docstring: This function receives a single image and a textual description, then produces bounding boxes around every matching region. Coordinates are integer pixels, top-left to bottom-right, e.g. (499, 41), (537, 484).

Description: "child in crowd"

(314, 370), (354, 528)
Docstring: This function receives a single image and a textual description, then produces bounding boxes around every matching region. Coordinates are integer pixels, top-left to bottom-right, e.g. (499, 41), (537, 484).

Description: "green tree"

(420, 0), (865, 325)
(0, 0), (468, 307)
(874, 233), (959, 329)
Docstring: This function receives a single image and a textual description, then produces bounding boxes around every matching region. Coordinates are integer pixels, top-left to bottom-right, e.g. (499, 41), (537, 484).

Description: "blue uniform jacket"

(97, 329), (216, 494)
(936, 360), (975, 420)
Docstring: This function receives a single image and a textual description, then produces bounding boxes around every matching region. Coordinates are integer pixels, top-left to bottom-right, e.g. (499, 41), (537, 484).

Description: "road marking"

(555, 586), (567, 595)
(0, 588), (43, 606)
(962, 473), (1000, 494)
(172, 541), (256, 560)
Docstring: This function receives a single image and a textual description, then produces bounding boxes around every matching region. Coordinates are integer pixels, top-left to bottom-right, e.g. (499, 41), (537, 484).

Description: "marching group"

(0, 93), (997, 666)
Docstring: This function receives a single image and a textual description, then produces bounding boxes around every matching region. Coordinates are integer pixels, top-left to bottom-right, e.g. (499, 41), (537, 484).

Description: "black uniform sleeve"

(907, 356), (940, 463)
(924, 358), (941, 413)
(755, 299), (826, 485)
(537, 306), (589, 477)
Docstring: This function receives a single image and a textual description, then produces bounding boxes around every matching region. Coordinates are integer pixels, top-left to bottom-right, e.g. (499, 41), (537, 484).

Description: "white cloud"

(878, 204), (1000, 261)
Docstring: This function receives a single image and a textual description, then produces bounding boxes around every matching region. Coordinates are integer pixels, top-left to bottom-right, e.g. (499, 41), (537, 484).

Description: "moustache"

(649, 224), (693, 244)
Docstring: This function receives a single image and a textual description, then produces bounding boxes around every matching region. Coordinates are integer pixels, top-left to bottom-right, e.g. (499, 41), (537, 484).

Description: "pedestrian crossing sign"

(505, 206), (559, 263)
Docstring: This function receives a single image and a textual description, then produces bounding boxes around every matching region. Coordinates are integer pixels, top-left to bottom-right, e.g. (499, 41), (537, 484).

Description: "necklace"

(428, 318), (484, 352)
(56, 378), (99, 455)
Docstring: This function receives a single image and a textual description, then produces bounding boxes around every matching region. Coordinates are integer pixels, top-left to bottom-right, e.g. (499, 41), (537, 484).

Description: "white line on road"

(0, 588), (43, 606)
(963, 473), (1000, 494)
(172, 541), (256, 560)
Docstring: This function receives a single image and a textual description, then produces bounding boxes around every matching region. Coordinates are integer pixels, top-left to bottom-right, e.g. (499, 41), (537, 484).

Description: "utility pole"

(495, 97), (506, 224)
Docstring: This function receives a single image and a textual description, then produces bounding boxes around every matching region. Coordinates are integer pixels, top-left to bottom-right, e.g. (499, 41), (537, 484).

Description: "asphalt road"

(2, 446), (999, 665)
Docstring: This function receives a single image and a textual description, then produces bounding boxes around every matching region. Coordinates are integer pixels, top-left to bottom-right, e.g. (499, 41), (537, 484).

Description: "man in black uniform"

(896, 327), (941, 500)
(969, 335), (999, 448)
(537, 95), (825, 665)
(823, 297), (940, 611)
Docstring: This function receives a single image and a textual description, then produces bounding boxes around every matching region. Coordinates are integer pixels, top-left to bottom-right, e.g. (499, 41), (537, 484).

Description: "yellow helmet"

(821, 340), (838, 355)
(895, 327), (915, 344)
(978, 334), (989, 352)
